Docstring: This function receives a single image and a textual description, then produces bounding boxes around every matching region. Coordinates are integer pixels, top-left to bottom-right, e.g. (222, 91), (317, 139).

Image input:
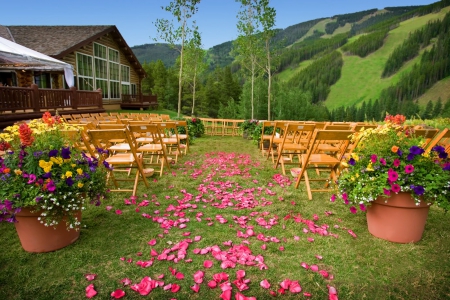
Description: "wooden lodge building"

(0, 25), (156, 128)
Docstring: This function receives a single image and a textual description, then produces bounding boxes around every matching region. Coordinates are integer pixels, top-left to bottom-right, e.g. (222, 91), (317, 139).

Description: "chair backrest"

(306, 130), (355, 160)
(97, 123), (127, 130)
(409, 128), (440, 148)
(281, 123), (316, 145)
(323, 124), (353, 131)
(128, 124), (164, 145)
(425, 128), (450, 154)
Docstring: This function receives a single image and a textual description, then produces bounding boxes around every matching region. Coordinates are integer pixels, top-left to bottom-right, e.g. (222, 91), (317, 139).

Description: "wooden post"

(96, 88), (103, 109)
(70, 86), (78, 109)
(31, 84), (40, 112)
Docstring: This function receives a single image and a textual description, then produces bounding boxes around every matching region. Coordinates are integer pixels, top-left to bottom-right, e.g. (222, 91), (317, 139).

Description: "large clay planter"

(14, 207), (81, 253)
(366, 192), (431, 243)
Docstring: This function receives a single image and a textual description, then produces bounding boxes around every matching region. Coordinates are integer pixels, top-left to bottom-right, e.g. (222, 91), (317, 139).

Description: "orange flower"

(42, 111), (55, 126)
(391, 145), (399, 153)
(18, 123), (34, 147)
(2, 168), (10, 174)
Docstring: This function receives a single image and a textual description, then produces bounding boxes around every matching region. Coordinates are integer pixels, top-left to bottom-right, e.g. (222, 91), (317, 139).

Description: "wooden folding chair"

(156, 122), (181, 163)
(274, 123), (316, 175)
(260, 121), (276, 157)
(408, 128), (440, 149)
(128, 124), (171, 177)
(294, 130), (354, 200)
(267, 121), (295, 164)
(87, 129), (149, 196)
(425, 128), (450, 154)
(173, 120), (189, 154)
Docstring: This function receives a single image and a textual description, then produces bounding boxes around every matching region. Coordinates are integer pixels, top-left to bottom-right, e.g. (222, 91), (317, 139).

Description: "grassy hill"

(324, 6), (450, 110)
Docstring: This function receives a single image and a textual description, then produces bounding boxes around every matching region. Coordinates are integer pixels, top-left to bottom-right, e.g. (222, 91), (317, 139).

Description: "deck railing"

(0, 84), (103, 113)
(121, 94), (158, 109)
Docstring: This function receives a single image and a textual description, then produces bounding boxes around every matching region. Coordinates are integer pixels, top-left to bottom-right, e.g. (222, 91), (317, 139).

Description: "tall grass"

(1, 136), (449, 300)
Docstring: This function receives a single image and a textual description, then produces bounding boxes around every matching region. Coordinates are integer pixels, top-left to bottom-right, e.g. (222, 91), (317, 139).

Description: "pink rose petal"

(204, 260), (213, 268)
(300, 262), (309, 269)
(171, 283), (181, 293)
(319, 270), (329, 278)
(310, 264), (319, 272)
(115, 209), (122, 215)
(85, 274), (96, 281)
(86, 284), (97, 298)
(148, 239), (157, 246)
(208, 280), (218, 288)
(111, 289), (125, 299)
(260, 279), (271, 289)
(289, 281), (302, 293)
(191, 283), (200, 293)
(120, 278), (132, 286)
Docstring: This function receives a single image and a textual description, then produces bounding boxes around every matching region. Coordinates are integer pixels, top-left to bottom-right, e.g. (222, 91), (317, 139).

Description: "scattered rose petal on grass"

(220, 289), (231, 300)
(235, 292), (257, 300)
(111, 289), (125, 299)
(148, 239), (157, 246)
(208, 280), (218, 288)
(194, 235), (202, 242)
(280, 279), (291, 290)
(310, 265), (319, 272)
(294, 236), (300, 241)
(303, 292), (312, 297)
(236, 270), (246, 279)
(328, 285), (338, 300)
(261, 244), (267, 250)
(86, 284), (97, 298)
(279, 246), (284, 251)
(204, 260), (213, 268)
(315, 255), (323, 260)
(171, 283), (181, 293)
(300, 262), (309, 269)
(106, 206), (113, 211)
(307, 237), (314, 242)
(289, 281), (302, 293)
(260, 279), (271, 289)
(175, 272), (184, 280)
(85, 274), (96, 281)
(319, 270), (329, 278)
(348, 230), (357, 238)
(191, 283), (200, 293)
(120, 278), (132, 286)
(115, 210), (122, 215)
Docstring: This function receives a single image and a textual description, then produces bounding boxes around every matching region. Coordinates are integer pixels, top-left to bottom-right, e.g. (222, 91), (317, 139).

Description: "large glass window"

(76, 53), (93, 90)
(131, 84), (137, 96)
(94, 43), (107, 59)
(110, 81), (120, 99)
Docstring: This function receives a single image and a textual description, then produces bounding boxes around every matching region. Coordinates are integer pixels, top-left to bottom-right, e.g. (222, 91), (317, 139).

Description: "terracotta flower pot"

(14, 207), (81, 253)
(366, 192), (431, 243)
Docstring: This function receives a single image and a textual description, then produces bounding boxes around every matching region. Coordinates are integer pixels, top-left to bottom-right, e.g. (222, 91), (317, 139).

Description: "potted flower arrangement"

(239, 119), (259, 140)
(188, 117), (205, 138)
(0, 112), (109, 252)
(332, 114), (450, 243)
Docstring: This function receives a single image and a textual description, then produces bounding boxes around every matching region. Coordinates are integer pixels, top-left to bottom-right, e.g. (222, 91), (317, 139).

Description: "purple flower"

(35, 196), (43, 203)
(397, 149), (403, 157)
(61, 147), (71, 159)
(48, 149), (58, 157)
(348, 158), (356, 166)
(412, 185), (425, 195)
(443, 162), (450, 171)
(66, 177), (74, 187)
(42, 172), (52, 179)
(409, 146), (425, 156)
(33, 151), (43, 158)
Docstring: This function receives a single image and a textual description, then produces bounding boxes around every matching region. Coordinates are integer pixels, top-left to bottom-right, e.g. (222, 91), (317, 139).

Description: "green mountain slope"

(324, 6), (450, 110)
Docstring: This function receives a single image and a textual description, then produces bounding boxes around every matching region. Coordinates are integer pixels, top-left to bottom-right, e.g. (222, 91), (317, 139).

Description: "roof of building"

(0, 25), (145, 77)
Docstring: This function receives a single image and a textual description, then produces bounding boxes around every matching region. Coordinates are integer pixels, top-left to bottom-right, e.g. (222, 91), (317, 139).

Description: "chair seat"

(137, 144), (163, 151)
(109, 143), (130, 152)
(162, 137), (178, 143)
(105, 153), (136, 164)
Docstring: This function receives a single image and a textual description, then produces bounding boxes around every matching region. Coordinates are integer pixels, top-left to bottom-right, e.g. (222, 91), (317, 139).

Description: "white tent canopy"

(0, 36), (74, 87)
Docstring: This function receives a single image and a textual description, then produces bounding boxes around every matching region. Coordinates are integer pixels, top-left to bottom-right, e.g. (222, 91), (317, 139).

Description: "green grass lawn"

(1, 136), (450, 299)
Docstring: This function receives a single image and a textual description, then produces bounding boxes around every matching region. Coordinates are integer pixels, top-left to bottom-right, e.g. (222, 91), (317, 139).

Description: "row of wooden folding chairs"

(202, 118), (245, 136)
(63, 123), (185, 196)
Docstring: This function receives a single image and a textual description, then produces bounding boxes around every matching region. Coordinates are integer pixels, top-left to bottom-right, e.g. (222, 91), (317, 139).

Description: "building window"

(94, 43), (108, 97)
(121, 65), (130, 95)
(76, 53), (94, 91)
(34, 73), (51, 88)
(131, 83), (137, 96)
(110, 81), (120, 99)
(94, 43), (107, 59)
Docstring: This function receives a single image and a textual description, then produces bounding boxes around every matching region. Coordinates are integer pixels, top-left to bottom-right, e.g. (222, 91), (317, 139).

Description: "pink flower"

(393, 158), (401, 167)
(350, 206), (357, 214)
(391, 183), (401, 193)
(405, 164), (414, 174)
(388, 169), (398, 181)
(359, 203), (366, 211)
(370, 154), (377, 163)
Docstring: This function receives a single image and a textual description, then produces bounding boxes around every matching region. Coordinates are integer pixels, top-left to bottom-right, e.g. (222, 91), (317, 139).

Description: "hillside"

(325, 6), (450, 110)
(132, 1), (450, 118)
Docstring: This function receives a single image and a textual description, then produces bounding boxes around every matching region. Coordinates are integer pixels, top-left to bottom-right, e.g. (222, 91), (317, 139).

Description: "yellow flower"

(351, 176), (355, 181)
(351, 153), (359, 161)
(39, 160), (53, 173)
(77, 182), (84, 188)
(61, 175), (66, 179)
(77, 168), (83, 175)
(65, 171), (73, 178)
(72, 164), (77, 168)
(14, 169), (22, 175)
(50, 157), (63, 165)
(356, 173), (359, 178)
(366, 163), (374, 171)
